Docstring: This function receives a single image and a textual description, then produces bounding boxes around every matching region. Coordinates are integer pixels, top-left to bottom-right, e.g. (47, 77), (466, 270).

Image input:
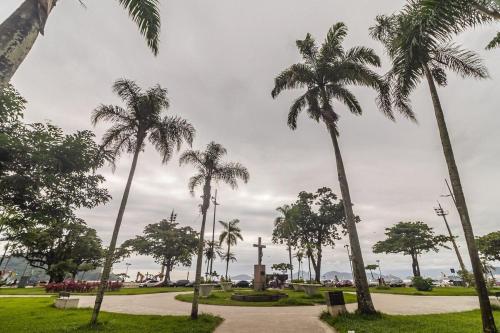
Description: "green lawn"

(175, 289), (357, 306)
(0, 286), (192, 296)
(0, 297), (222, 333)
(323, 286), (500, 297)
(321, 309), (500, 333)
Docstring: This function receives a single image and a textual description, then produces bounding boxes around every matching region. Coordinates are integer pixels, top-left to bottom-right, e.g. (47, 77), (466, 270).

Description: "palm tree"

(89, 79), (194, 325)
(220, 251), (237, 271)
(371, 8), (495, 332)
(0, 0), (161, 87)
(274, 205), (295, 282)
(204, 240), (222, 277)
(294, 250), (304, 280)
(271, 22), (406, 314)
(219, 219), (243, 281)
(180, 142), (249, 319)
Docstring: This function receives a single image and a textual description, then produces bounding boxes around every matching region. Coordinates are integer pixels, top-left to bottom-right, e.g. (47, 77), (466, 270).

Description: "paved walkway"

(75, 292), (491, 333)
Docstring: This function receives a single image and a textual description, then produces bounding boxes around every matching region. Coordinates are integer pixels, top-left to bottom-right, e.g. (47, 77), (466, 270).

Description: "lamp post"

(344, 244), (354, 282)
(125, 263), (131, 281)
(209, 190), (220, 276)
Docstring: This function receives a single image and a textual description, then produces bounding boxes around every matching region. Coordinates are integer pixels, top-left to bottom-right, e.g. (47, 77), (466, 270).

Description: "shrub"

(375, 285), (391, 290)
(412, 276), (433, 291)
(45, 281), (122, 293)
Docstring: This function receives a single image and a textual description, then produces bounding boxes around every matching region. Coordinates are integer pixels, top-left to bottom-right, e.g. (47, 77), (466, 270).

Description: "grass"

(321, 308), (500, 333)
(0, 286), (192, 296)
(175, 289), (357, 307)
(0, 297), (222, 333)
(324, 286), (500, 297)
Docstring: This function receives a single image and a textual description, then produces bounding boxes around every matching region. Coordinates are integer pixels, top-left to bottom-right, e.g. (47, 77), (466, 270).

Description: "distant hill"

(231, 274), (252, 281)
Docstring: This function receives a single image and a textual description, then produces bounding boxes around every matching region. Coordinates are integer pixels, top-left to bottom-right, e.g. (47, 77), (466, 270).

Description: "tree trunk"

(315, 245), (322, 283)
(191, 178), (211, 320)
(225, 242), (231, 280)
(411, 253), (421, 277)
(209, 190), (217, 276)
(90, 135), (143, 326)
(423, 64), (497, 333)
(327, 123), (376, 314)
(307, 252), (312, 282)
(0, 242), (10, 268)
(0, 0), (57, 88)
(288, 235), (293, 281)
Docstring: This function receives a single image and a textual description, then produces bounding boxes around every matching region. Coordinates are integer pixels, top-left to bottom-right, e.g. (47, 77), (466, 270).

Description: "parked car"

(235, 280), (250, 288)
(174, 280), (193, 287)
(388, 278), (405, 287)
(321, 279), (335, 287)
(138, 279), (161, 288)
(335, 280), (354, 288)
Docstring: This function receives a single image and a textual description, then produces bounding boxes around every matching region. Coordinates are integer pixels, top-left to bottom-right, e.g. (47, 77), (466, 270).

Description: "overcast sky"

(1, 0), (499, 280)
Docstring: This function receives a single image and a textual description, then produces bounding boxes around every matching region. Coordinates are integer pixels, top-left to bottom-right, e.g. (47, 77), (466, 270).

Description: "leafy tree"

(373, 221), (451, 277)
(0, 0), (162, 87)
(365, 264), (379, 279)
(123, 218), (198, 283)
(371, 7), (496, 331)
(180, 141), (249, 319)
(272, 205), (296, 283)
(477, 231), (500, 262)
(271, 263), (292, 274)
(290, 188), (351, 283)
(6, 216), (103, 282)
(219, 219), (243, 280)
(204, 240), (223, 277)
(90, 79), (194, 325)
(271, 22), (404, 314)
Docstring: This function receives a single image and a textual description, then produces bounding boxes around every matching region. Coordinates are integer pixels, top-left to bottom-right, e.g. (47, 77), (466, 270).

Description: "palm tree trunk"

(191, 179), (211, 320)
(225, 242), (230, 280)
(423, 64), (496, 333)
(90, 136), (143, 326)
(327, 123), (376, 314)
(288, 235), (293, 281)
(0, 0), (56, 88)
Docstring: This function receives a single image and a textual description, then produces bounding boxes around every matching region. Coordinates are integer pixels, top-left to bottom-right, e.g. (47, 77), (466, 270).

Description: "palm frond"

(215, 162), (250, 189)
(179, 150), (204, 167)
(91, 105), (133, 126)
(433, 44), (489, 79)
(486, 31), (500, 49)
(271, 64), (315, 98)
(148, 116), (195, 163)
(296, 33), (318, 64)
(117, 0), (161, 55)
(344, 46), (381, 67)
(112, 79), (142, 111)
(187, 173), (205, 195)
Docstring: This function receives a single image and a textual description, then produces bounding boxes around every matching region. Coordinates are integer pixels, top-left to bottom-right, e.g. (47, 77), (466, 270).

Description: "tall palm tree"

(89, 79), (194, 325)
(294, 250), (304, 280)
(274, 205), (295, 282)
(204, 240), (222, 277)
(219, 219), (243, 280)
(271, 22), (406, 314)
(0, 0), (161, 87)
(180, 142), (249, 319)
(371, 8), (495, 332)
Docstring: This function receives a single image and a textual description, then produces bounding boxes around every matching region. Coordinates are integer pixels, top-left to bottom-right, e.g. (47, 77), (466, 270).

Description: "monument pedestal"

(253, 264), (266, 291)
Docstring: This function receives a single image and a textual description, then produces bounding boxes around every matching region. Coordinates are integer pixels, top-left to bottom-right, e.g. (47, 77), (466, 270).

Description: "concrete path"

(75, 292), (489, 333)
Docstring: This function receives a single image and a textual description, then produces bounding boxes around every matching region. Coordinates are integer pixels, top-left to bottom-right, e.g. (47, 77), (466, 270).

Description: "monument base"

(253, 264), (266, 291)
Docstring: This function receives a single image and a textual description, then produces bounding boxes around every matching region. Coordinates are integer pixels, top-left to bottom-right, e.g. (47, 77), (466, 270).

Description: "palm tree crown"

(92, 79), (195, 164)
(219, 219), (243, 247)
(271, 22), (407, 131)
(180, 142), (249, 196)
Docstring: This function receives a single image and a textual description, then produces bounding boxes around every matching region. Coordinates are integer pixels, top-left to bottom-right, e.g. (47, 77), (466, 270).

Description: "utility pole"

(434, 202), (467, 274)
(344, 244), (354, 283)
(209, 190), (219, 276)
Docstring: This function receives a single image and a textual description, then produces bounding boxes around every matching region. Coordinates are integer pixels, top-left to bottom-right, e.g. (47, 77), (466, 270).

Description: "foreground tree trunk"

(0, 0), (56, 88)
(424, 65), (497, 333)
(191, 179), (211, 319)
(327, 123), (376, 314)
(225, 242), (231, 280)
(411, 253), (421, 277)
(90, 136), (143, 326)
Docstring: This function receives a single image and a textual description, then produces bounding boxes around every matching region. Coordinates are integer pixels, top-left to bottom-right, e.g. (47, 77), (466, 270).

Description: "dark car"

(235, 280), (250, 288)
(335, 280), (354, 288)
(174, 279), (193, 287)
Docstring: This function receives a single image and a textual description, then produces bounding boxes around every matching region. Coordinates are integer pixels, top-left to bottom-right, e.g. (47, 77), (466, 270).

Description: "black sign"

(325, 291), (345, 306)
(450, 268), (455, 274)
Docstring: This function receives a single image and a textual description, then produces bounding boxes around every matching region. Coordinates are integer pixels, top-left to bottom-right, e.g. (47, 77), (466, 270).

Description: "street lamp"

(376, 259), (383, 285)
(125, 263), (131, 281)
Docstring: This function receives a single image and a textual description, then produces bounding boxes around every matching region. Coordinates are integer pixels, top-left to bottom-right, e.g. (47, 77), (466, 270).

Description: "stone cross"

(253, 237), (266, 266)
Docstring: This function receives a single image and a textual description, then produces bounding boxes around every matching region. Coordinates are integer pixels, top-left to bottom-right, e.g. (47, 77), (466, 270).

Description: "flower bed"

(45, 281), (122, 293)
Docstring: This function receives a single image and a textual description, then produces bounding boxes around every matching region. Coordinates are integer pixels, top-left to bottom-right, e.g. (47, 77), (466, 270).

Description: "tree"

(180, 141), (249, 319)
(90, 79), (194, 326)
(6, 216), (103, 282)
(219, 219), (243, 280)
(371, 7), (496, 331)
(0, 0), (162, 87)
(271, 263), (292, 274)
(124, 218), (198, 283)
(477, 231), (500, 262)
(294, 250), (304, 280)
(271, 22), (405, 314)
(290, 188), (348, 282)
(204, 240), (222, 277)
(365, 264), (378, 279)
(272, 205), (296, 283)
(373, 222), (451, 277)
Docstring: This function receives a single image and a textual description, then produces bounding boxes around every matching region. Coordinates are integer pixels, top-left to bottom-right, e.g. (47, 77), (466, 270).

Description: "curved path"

(75, 292), (490, 333)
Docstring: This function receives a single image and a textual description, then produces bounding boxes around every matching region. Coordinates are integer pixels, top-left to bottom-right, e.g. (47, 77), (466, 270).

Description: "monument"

(253, 237), (266, 291)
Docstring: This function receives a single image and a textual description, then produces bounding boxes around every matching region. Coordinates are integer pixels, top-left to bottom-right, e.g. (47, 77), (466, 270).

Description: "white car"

(138, 279), (161, 288)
